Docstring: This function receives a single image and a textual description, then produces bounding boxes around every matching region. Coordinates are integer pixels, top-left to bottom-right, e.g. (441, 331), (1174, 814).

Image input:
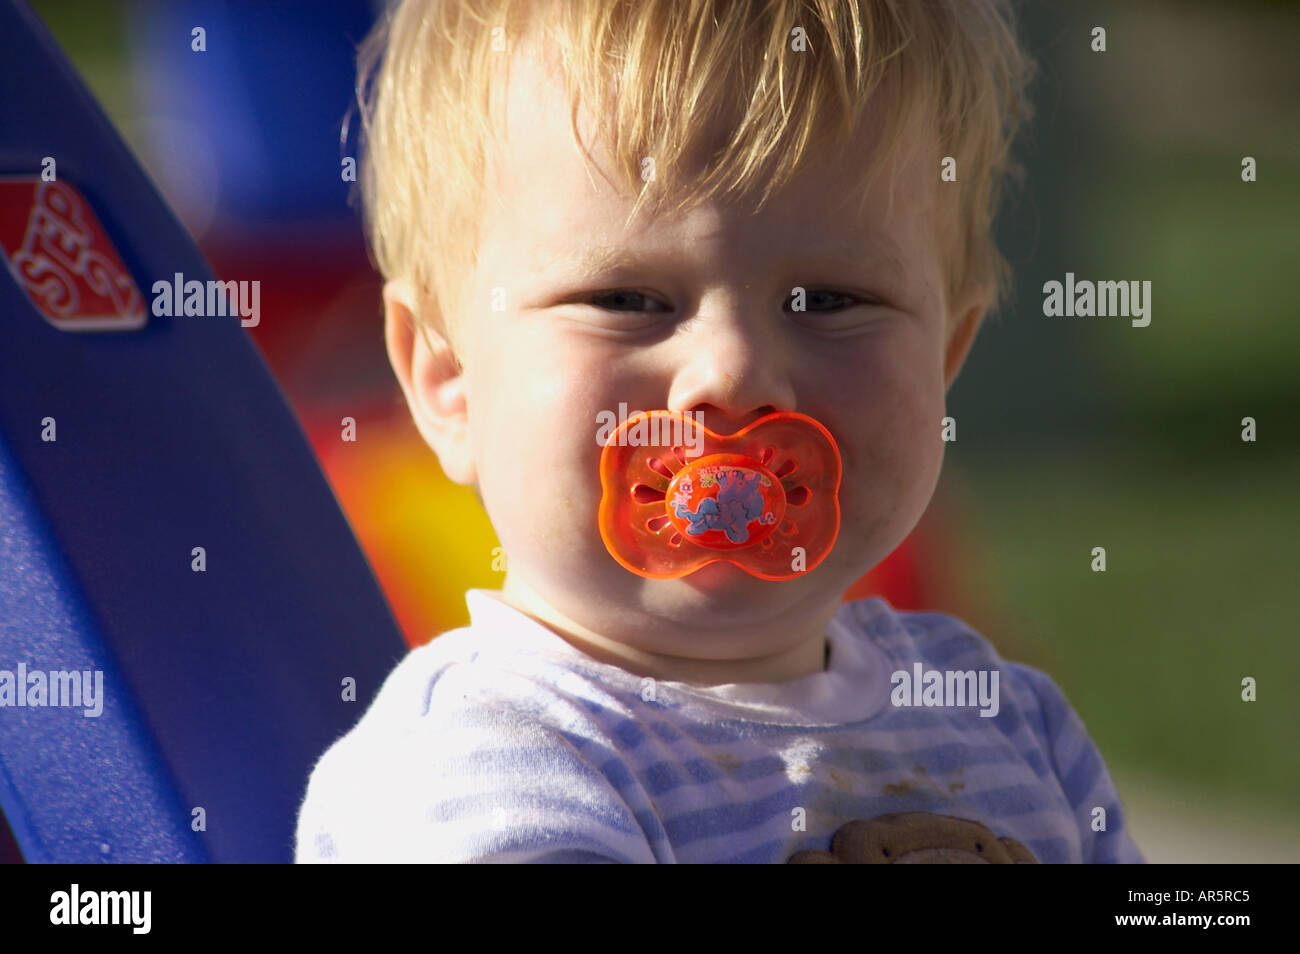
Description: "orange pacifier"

(598, 410), (841, 580)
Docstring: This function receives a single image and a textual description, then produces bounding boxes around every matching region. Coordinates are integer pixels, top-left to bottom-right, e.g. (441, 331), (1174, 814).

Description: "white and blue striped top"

(295, 589), (1145, 863)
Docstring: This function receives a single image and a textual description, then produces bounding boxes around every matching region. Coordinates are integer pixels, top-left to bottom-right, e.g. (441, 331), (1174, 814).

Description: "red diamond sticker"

(0, 178), (146, 331)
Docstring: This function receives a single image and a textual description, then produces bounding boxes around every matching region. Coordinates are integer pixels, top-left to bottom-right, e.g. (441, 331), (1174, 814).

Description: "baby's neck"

(493, 578), (834, 686)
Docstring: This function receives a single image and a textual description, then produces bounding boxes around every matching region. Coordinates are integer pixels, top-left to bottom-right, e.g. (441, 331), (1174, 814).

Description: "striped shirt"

(295, 589), (1144, 863)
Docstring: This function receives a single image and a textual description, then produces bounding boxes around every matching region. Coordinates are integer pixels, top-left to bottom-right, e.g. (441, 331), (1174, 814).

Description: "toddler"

(296, 0), (1145, 863)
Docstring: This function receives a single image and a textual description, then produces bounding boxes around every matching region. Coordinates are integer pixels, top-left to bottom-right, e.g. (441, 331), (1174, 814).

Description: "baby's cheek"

(844, 380), (943, 539)
(526, 447), (606, 558)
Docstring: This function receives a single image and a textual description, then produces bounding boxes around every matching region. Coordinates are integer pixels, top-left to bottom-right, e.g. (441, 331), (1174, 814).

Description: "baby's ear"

(943, 288), (990, 392)
(383, 278), (477, 486)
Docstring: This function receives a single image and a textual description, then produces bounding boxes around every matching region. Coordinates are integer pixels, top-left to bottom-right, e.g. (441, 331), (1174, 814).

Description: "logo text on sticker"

(0, 178), (146, 331)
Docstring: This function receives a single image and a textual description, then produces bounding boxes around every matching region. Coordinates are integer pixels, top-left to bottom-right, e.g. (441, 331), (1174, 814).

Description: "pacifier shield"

(598, 410), (841, 580)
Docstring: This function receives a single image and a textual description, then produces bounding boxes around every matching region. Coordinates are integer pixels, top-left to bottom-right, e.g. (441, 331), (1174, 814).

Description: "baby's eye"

(588, 290), (671, 313)
(784, 289), (863, 313)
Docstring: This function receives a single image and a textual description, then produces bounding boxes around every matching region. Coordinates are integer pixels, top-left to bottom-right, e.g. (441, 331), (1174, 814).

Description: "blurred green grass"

(29, 0), (134, 124)
(951, 447), (1300, 817)
(1078, 159), (1300, 442)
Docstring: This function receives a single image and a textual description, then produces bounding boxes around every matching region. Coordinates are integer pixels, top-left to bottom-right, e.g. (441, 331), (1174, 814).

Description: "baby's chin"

(678, 559), (769, 593)
(530, 540), (858, 630)
(624, 560), (821, 624)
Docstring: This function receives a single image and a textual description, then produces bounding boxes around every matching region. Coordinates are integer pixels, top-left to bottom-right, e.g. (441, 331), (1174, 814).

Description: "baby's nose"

(665, 307), (798, 430)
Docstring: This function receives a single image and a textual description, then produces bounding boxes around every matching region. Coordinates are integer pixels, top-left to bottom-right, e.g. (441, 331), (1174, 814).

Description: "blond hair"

(353, 0), (1035, 343)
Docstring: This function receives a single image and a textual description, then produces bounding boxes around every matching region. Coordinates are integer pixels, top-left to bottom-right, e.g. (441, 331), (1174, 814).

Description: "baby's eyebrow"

(578, 245), (635, 278)
(542, 244), (643, 281)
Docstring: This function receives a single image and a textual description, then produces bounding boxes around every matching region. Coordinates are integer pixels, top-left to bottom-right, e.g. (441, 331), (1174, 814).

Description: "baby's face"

(393, 48), (986, 681)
